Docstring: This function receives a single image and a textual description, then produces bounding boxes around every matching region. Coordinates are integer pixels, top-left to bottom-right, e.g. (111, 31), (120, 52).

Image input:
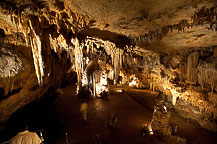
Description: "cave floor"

(124, 89), (217, 144)
(56, 85), (162, 144)
(1, 85), (216, 144)
(56, 85), (217, 144)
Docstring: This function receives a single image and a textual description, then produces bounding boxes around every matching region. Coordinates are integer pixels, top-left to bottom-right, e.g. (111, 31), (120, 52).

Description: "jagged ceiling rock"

(0, 0), (217, 52)
(66, 0), (217, 50)
(137, 25), (217, 52)
(67, 0), (214, 34)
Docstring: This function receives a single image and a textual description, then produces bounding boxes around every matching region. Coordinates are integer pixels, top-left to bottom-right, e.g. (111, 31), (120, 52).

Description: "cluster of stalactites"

(0, 8), (44, 85)
(66, 36), (129, 95)
(186, 50), (217, 91)
(198, 62), (217, 91)
(129, 6), (217, 44)
(49, 34), (68, 59)
(92, 69), (108, 97)
(84, 37), (125, 84)
(1, 1), (92, 86)
(6, 7), (30, 47)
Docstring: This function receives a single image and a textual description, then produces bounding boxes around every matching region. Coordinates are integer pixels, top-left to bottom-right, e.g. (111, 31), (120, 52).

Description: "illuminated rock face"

(137, 47), (217, 132)
(0, 0), (217, 132)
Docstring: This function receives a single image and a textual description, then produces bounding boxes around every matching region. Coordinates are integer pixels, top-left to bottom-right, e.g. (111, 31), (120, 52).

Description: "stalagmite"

(82, 70), (88, 86)
(114, 48), (120, 84)
(151, 101), (171, 136)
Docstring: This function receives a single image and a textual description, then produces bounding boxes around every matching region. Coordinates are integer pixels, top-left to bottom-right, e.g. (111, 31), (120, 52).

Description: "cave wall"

(134, 46), (217, 132)
(0, 7), (80, 131)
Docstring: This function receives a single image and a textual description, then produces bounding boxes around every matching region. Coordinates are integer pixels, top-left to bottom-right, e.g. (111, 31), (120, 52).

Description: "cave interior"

(0, 0), (217, 144)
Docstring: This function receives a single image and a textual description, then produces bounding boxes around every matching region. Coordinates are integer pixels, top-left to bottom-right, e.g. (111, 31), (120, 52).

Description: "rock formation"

(0, 0), (217, 134)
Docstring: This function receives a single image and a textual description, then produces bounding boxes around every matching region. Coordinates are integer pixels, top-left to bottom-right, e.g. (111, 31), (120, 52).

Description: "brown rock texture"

(0, 0), (217, 134)
(151, 101), (172, 136)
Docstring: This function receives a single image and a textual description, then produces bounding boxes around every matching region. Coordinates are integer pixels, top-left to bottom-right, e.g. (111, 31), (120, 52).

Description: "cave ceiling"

(0, 0), (217, 52)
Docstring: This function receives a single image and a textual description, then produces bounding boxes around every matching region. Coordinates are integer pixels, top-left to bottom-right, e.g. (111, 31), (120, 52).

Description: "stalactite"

(29, 21), (44, 85)
(187, 51), (199, 84)
(119, 49), (123, 69)
(71, 38), (83, 92)
(84, 37), (126, 85)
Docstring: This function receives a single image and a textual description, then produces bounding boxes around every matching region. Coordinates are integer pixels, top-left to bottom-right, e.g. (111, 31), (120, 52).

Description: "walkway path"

(56, 85), (217, 144)
(56, 85), (163, 144)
